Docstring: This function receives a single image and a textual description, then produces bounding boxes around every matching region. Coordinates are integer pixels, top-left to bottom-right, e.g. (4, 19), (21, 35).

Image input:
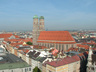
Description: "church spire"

(88, 46), (93, 61)
(87, 46), (93, 72)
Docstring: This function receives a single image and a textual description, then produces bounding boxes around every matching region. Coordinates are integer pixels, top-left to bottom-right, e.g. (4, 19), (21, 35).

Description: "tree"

(33, 67), (41, 72)
(26, 41), (32, 45)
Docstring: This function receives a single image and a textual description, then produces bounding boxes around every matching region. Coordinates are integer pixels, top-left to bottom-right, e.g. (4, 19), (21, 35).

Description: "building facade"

(42, 55), (80, 72)
(37, 31), (76, 52)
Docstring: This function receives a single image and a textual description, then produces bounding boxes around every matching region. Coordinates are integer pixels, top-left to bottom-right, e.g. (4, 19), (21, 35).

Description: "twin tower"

(32, 15), (45, 45)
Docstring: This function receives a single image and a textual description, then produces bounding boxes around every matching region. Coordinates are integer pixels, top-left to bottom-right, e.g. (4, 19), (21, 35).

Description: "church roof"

(37, 31), (76, 44)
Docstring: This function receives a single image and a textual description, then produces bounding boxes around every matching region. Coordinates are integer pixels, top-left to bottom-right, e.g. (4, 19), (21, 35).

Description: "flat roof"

(0, 53), (30, 70)
(0, 53), (24, 63)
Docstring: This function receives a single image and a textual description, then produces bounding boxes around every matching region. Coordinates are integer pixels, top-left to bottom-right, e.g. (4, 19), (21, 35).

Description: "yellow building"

(42, 55), (80, 72)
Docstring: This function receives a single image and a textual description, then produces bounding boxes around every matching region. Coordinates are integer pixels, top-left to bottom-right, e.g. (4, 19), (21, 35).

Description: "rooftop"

(0, 33), (12, 38)
(0, 53), (30, 70)
(0, 62), (29, 70)
(37, 31), (76, 44)
(46, 55), (80, 67)
(0, 33), (19, 39)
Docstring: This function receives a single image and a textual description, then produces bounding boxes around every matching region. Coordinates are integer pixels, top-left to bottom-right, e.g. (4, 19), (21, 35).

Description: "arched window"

(66, 45), (68, 50)
(59, 44), (61, 51)
(42, 43), (44, 46)
(72, 45), (73, 47)
(62, 44), (64, 51)
(56, 44), (58, 49)
(48, 44), (49, 48)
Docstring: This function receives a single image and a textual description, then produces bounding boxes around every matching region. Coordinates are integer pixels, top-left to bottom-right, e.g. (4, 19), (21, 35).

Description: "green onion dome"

(39, 16), (44, 19)
(33, 15), (38, 19)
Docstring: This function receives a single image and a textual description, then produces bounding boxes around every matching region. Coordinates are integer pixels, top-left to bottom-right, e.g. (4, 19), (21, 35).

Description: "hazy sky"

(0, 0), (96, 31)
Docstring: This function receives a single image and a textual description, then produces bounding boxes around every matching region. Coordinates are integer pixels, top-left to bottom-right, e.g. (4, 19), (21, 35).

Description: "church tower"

(32, 15), (39, 45)
(39, 16), (45, 32)
(87, 46), (93, 72)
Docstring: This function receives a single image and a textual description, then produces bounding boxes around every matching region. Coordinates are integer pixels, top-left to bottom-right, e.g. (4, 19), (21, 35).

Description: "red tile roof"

(0, 33), (13, 38)
(10, 42), (23, 47)
(4, 38), (32, 43)
(77, 44), (89, 50)
(14, 35), (19, 38)
(22, 38), (32, 42)
(4, 39), (21, 42)
(46, 55), (80, 67)
(22, 49), (29, 54)
(2, 42), (6, 44)
(0, 33), (19, 39)
(33, 45), (47, 49)
(67, 47), (79, 52)
(37, 31), (76, 44)
(47, 59), (68, 67)
(82, 41), (96, 45)
(78, 53), (86, 59)
(72, 55), (80, 61)
(42, 60), (49, 67)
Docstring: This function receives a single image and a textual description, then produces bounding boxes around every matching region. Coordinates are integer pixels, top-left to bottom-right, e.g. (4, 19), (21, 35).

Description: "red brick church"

(32, 15), (76, 52)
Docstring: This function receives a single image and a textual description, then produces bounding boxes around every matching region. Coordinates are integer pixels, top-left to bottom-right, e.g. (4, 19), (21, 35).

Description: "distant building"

(0, 33), (19, 43)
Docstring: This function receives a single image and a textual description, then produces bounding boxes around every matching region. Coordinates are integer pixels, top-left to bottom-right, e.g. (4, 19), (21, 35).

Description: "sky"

(0, 0), (96, 31)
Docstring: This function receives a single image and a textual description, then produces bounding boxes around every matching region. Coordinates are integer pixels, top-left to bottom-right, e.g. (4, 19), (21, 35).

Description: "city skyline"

(0, 0), (96, 31)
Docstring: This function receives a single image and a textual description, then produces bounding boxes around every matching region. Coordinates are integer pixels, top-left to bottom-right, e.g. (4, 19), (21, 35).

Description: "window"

(72, 45), (73, 47)
(50, 44), (51, 47)
(66, 45), (68, 50)
(62, 44), (64, 48)
(48, 44), (49, 48)
(27, 68), (28, 71)
(29, 68), (31, 71)
(59, 44), (61, 51)
(49, 70), (52, 72)
(25, 69), (27, 72)
(56, 44), (58, 49)
(22, 69), (23, 72)
(11, 70), (13, 72)
(44, 43), (46, 46)
(62, 45), (64, 51)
